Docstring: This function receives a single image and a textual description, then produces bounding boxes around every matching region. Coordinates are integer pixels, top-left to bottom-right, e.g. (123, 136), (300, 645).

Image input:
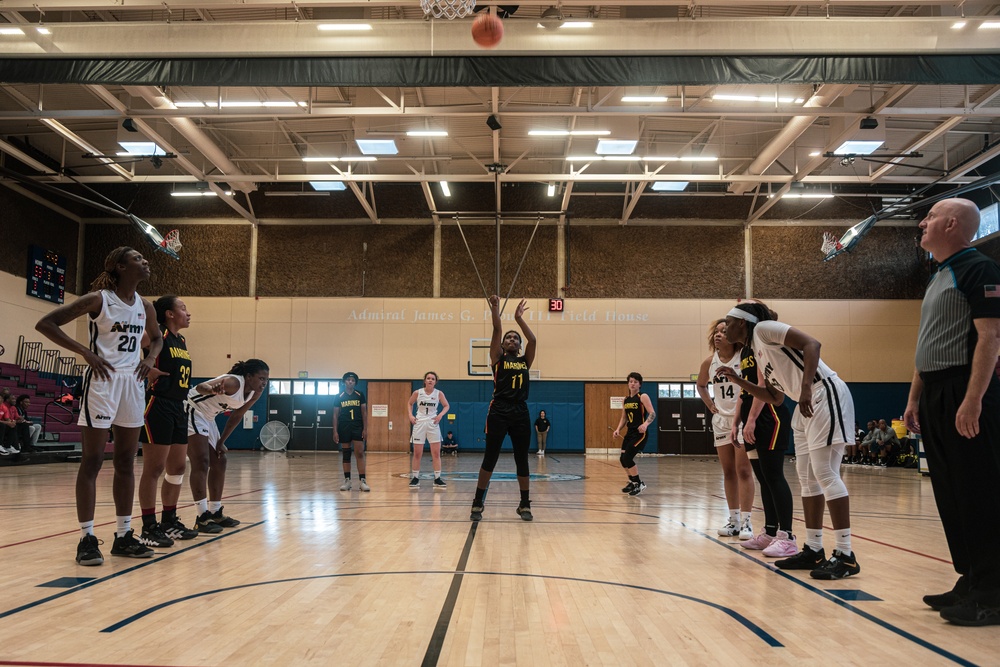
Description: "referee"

(904, 197), (1000, 627)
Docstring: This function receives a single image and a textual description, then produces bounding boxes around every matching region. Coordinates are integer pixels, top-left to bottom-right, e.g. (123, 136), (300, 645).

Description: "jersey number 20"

(116, 335), (137, 353)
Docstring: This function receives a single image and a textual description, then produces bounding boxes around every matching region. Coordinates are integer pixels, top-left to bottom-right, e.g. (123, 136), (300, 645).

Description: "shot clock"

(548, 298), (564, 312)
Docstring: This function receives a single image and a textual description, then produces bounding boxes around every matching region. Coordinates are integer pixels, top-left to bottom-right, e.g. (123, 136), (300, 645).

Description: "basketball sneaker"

(810, 550), (860, 580)
(209, 507), (240, 527)
(774, 544), (825, 570)
(138, 522), (174, 548)
(433, 477), (447, 489)
(740, 530), (774, 551)
(717, 520), (739, 537)
(110, 529), (154, 558)
(359, 479), (371, 492)
(628, 481), (646, 496)
(739, 517), (754, 540)
(409, 476), (420, 489)
(195, 511), (223, 534)
(517, 504), (533, 521)
(470, 504), (484, 521)
(621, 482), (636, 494)
(76, 534), (104, 566)
(924, 578), (969, 611)
(762, 531), (800, 558)
(340, 478), (352, 491)
(162, 516), (199, 541)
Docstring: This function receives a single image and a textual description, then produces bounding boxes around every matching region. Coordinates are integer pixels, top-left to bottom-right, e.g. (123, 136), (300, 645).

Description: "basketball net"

(420, 0), (476, 19)
(161, 229), (182, 254)
(820, 231), (843, 256)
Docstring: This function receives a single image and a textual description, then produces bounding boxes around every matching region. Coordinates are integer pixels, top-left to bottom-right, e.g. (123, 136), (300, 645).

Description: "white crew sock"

(195, 498), (209, 514)
(80, 520), (95, 538)
(116, 515), (131, 538)
(806, 528), (824, 551)
(835, 528), (852, 555)
(209, 501), (222, 513)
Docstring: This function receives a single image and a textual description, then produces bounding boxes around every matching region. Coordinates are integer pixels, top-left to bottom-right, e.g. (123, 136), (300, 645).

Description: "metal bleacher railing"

(15, 336), (84, 447)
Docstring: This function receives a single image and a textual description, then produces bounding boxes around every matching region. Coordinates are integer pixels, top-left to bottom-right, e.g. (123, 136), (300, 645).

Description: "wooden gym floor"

(0, 452), (991, 666)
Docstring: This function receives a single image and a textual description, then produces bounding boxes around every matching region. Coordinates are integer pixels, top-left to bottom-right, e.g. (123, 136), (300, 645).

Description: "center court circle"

(400, 472), (584, 482)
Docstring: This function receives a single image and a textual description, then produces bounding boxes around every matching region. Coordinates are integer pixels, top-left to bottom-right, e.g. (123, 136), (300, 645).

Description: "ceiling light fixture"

(529, 130), (611, 137)
(309, 181), (347, 191)
(650, 182), (689, 192)
(952, 21), (967, 29)
(621, 96), (668, 103)
(596, 140), (638, 155)
(641, 156), (718, 162)
(355, 139), (398, 155)
(712, 94), (805, 104)
(980, 21), (1000, 29)
(0, 28), (25, 35)
(547, 183), (556, 197)
(407, 130), (449, 137)
(440, 181), (451, 197)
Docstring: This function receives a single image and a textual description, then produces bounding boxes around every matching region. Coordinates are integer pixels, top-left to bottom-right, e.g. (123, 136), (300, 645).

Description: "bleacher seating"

(0, 359), (83, 459)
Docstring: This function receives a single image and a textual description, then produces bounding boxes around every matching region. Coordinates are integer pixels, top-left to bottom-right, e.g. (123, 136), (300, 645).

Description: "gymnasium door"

(584, 383), (626, 452)
(657, 382), (714, 454)
(366, 381), (412, 452)
(265, 379), (341, 451)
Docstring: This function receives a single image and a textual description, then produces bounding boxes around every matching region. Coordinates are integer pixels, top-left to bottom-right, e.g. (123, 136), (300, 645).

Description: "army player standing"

(471, 295), (536, 522)
(334, 371), (369, 492)
(613, 372), (656, 496)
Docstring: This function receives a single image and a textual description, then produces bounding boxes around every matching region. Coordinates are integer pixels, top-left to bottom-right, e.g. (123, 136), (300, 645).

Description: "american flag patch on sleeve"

(986, 285), (1000, 298)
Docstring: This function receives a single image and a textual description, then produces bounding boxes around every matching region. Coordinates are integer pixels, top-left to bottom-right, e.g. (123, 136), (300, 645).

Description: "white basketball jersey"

(186, 374), (253, 417)
(415, 388), (440, 419)
(752, 320), (837, 399)
(709, 350), (741, 416)
(89, 289), (146, 372)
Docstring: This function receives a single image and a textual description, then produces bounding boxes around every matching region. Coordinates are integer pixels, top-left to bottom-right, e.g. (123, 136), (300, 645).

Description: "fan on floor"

(259, 420), (290, 452)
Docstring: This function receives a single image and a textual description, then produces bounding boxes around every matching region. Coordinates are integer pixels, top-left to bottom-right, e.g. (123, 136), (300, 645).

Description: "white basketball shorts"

(411, 418), (442, 444)
(712, 412), (737, 447)
(186, 408), (222, 448)
(78, 369), (145, 429)
(791, 376), (855, 453)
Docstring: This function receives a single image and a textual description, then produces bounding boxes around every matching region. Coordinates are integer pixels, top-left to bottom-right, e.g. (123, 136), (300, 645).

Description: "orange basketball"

(472, 14), (504, 49)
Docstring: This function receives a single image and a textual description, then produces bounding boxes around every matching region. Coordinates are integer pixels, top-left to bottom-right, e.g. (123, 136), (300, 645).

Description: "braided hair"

(229, 359), (269, 377)
(731, 301), (777, 343)
(90, 246), (135, 292)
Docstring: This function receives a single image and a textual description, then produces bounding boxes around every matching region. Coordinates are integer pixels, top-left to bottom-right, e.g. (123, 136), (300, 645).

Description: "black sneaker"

(628, 482), (647, 496)
(924, 578), (969, 611)
(621, 482), (635, 494)
(110, 529), (154, 558)
(409, 476), (420, 488)
(775, 544), (826, 570)
(76, 534), (104, 566)
(516, 505), (533, 521)
(162, 516), (199, 541)
(433, 477), (447, 489)
(138, 523), (175, 548)
(470, 504), (484, 521)
(195, 511), (224, 534)
(940, 599), (1000, 626)
(810, 550), (860, 580)
(209, 507), (240, 527)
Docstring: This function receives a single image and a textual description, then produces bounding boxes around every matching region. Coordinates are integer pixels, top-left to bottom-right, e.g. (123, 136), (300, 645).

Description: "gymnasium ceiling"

(1, 0), (1000, 226)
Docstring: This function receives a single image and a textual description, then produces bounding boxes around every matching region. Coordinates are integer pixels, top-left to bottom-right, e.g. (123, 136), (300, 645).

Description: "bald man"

(905, 197), (1000, 626)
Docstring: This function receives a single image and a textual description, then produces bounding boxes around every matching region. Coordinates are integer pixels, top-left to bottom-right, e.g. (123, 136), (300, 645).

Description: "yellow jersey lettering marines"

(493, 355), (530, 406)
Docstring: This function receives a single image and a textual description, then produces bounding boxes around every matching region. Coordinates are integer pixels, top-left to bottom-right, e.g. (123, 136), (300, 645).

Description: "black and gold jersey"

(148, 328), (192, 401)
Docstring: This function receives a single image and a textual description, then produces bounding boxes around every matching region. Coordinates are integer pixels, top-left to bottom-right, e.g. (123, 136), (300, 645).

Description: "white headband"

(726, 307), (758, 324)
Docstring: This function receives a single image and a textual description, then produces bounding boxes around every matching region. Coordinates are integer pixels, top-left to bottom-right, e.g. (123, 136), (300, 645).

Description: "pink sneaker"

(762, 531), (800, 558)
(741, 530), (774, 550)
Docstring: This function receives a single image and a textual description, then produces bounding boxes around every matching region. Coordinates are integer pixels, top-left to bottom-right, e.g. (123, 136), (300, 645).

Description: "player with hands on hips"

(407, 371), (451, 489)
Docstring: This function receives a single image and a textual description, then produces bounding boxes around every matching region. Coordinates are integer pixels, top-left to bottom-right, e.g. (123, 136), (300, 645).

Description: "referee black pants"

(920, 368), (1000, 602)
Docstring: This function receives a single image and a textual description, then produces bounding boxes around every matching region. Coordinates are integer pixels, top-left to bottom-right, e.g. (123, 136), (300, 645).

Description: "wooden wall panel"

(584, 383), (625, 451)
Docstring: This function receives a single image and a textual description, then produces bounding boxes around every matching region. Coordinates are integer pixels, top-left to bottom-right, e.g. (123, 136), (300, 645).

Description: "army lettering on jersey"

(148, 328), (192, 400)
(336, 390), (366, 427)
(493, 354), (530, 403)
(623, 394), (647, 432)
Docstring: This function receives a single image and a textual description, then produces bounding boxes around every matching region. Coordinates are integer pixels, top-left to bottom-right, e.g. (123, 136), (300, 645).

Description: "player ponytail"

(153, 295), (179, 325)
(707, 318), (726, 351)
(230, 358), (269, 377)
(90, 246), (134, 292)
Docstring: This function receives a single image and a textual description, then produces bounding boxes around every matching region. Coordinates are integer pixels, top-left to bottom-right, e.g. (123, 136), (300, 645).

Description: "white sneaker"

(718, 520), (739, 537)
(359, 479), (371, 492)
(739, 517), (754, 540)
(339, 479), (351, 491)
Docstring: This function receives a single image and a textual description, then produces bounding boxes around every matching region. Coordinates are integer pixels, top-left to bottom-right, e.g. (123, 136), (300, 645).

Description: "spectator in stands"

(844, 422), (864, 464)
(442, 431), (458, 456)
(859, 420), (878, 464)
(871, 419), (901, 466)
(15, 395), (42, 453)
(0, 389), (18, 454)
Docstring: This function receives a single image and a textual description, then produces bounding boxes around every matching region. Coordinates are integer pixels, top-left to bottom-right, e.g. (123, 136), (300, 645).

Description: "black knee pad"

(342, 447), (352, 464)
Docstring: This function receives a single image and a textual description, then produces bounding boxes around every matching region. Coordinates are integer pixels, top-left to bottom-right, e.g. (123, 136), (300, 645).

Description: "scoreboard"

(26, 245), (66, 304)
